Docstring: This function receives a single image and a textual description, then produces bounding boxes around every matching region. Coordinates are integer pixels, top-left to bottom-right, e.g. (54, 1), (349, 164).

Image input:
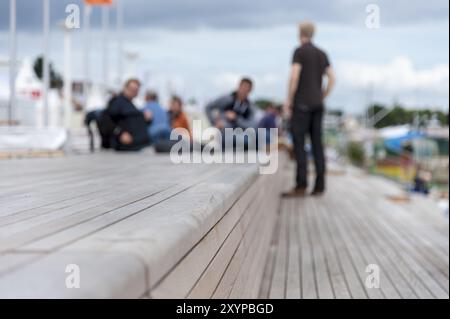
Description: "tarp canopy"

(384, 131), (425, 154)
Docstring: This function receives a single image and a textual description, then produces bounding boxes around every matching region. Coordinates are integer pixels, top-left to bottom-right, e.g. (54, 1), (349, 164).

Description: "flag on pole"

(84, 0), (113, 5)
(9, 0), (17, 124)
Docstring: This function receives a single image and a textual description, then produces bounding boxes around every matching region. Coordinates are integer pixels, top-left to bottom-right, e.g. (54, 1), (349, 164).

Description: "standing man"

(283, 22), (336, 197)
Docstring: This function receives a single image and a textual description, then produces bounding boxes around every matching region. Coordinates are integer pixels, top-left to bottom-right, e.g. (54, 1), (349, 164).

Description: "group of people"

(97, 79), (192, 152)
(92, 21), (335, 197)
(97, 76), (275, 152)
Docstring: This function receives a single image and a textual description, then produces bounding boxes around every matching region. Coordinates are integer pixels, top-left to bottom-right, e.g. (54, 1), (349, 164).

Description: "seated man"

(106, 78), (151, 151)
(258, 103), (281, 145)
(143, 90), (172, 145)
(205, 78), (257, 149)
(206, 77), (257, 130)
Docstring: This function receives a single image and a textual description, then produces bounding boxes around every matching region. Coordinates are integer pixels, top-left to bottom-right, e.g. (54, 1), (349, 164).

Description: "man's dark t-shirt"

(292, 42), (330, 109)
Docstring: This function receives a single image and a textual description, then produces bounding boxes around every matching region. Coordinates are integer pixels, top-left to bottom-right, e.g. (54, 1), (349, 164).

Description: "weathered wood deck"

(259, 164), (449, 299)
(0, 152), (448, 299)
(0, 151), (283, 298)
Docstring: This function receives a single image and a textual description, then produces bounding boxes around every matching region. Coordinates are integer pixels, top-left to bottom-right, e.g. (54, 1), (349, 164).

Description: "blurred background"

(0, 0), (448, 212)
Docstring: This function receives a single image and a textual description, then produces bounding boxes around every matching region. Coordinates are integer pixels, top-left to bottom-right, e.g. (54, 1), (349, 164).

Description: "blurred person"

(206, 78), (257, 150)
(413, 164), (432, 195)
(143, 90), (172, 145)
(106, 78), (152, 151)
(206, 78), (257, 131)
(282, 21), (336, 197)
(169, 95), (192, 140)
(258, 103), (281, 146)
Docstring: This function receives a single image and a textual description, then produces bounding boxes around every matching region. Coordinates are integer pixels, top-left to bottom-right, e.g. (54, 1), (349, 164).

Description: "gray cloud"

(0, 0), (448, 32)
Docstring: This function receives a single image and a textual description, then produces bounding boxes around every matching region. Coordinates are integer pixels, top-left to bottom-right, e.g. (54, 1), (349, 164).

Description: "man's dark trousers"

(291, 105), (326, 192)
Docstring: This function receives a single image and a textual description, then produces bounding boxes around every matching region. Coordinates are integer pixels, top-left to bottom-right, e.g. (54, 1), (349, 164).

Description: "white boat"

(0, 58), (68, 151)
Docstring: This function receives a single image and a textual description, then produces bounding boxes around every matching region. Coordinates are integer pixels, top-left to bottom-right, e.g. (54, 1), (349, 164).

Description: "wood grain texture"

(259, 163), (449, 299)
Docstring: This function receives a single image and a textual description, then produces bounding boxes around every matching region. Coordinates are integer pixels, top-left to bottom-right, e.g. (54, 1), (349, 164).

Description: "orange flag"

(85, 0), (113, 5)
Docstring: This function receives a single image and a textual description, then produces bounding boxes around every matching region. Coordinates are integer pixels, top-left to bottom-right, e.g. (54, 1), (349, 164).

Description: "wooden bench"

(0, 150), (65, 160)
(0, 151), (286, 298)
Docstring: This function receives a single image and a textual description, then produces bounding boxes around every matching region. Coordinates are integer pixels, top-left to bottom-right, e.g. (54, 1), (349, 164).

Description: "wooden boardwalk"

(0, 151), (283, 298)
(259, 165), (449, 299)
(0, 151), (448, 298)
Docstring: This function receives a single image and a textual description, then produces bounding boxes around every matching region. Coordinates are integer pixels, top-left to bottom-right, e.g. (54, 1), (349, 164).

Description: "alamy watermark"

(65, 4), (81, 29)
(365, 264), (381, 289)
(169, 120), (279, 175)
(65, 264), (80, 289)
(366, 4), (381, 29)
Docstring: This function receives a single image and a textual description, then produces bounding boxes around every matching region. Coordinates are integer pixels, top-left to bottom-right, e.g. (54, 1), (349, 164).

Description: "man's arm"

(235, 105), (257, 129)
(323, 66), (336, 101)
(284, 63), (302, 117)
(205, 95), (231, 127)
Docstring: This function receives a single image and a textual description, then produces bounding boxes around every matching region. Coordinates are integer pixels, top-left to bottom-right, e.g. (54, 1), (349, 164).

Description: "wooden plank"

(336, 200), (434, 299)
(297, 198), (318, 299)
(0, 153), (267, 298)
(268, 201), (288, 299)
(229, 174), (282, 299)
(342, 177), (449, 298)
(258, 226), (280, 298)
(0, 253), (42, 276)
(310, 198), (351, 299)
(348, 176), (449, 256)
(324, 199), (398, 298)
(212, 182), (272, 299)
(152, 173), (264, 298)
(332, 197), (416, 299)
(0, 150), (65, 160)
(0, 251), (147, 299)
(331, 175), (444, 299)
(187, 218), (244, 299)
(283, 199), (301, 299)
(242, 175), (285, 299)
(3, 167), (231, 253)
(210, 165), (283, 300)
(305, 199), (334, 299)
(318, 199), (368, 299)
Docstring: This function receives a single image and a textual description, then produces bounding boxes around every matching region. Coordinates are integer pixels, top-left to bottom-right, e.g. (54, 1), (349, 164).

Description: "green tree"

(367, 104), (448, 128)
(254, 99), (277, 110)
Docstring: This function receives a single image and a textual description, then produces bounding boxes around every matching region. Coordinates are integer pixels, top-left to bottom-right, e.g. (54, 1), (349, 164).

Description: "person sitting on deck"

(413, 164), (432, 195)
(258, 103), (281, 146)
(106, 78), (152, 151)
(169, 95), (192, 141)
(143, 90), (172, 145)
(205, 78), (257, 150)
(206, 77), (257, 131)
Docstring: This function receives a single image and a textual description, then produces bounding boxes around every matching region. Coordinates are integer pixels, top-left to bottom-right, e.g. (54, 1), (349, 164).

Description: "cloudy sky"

(0, 0), (449, 113)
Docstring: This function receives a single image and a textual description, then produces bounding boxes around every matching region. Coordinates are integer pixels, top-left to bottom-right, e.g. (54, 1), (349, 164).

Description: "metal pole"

(63, 27), (72, 129)
(83, 4), (91, 109)
(117, 0), (124, 87)
(43, 0), (50, 126)
(102, 5), (109, 92)
(9, 0), (17, 126)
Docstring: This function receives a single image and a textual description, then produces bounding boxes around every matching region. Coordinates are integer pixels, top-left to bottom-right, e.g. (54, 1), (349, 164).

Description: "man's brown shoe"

(282, 188), (307, 198)
(310, 190), (325, 197)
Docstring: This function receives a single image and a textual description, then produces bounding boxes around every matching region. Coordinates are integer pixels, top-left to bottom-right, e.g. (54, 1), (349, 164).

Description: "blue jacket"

(143, 101), (172, 137)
